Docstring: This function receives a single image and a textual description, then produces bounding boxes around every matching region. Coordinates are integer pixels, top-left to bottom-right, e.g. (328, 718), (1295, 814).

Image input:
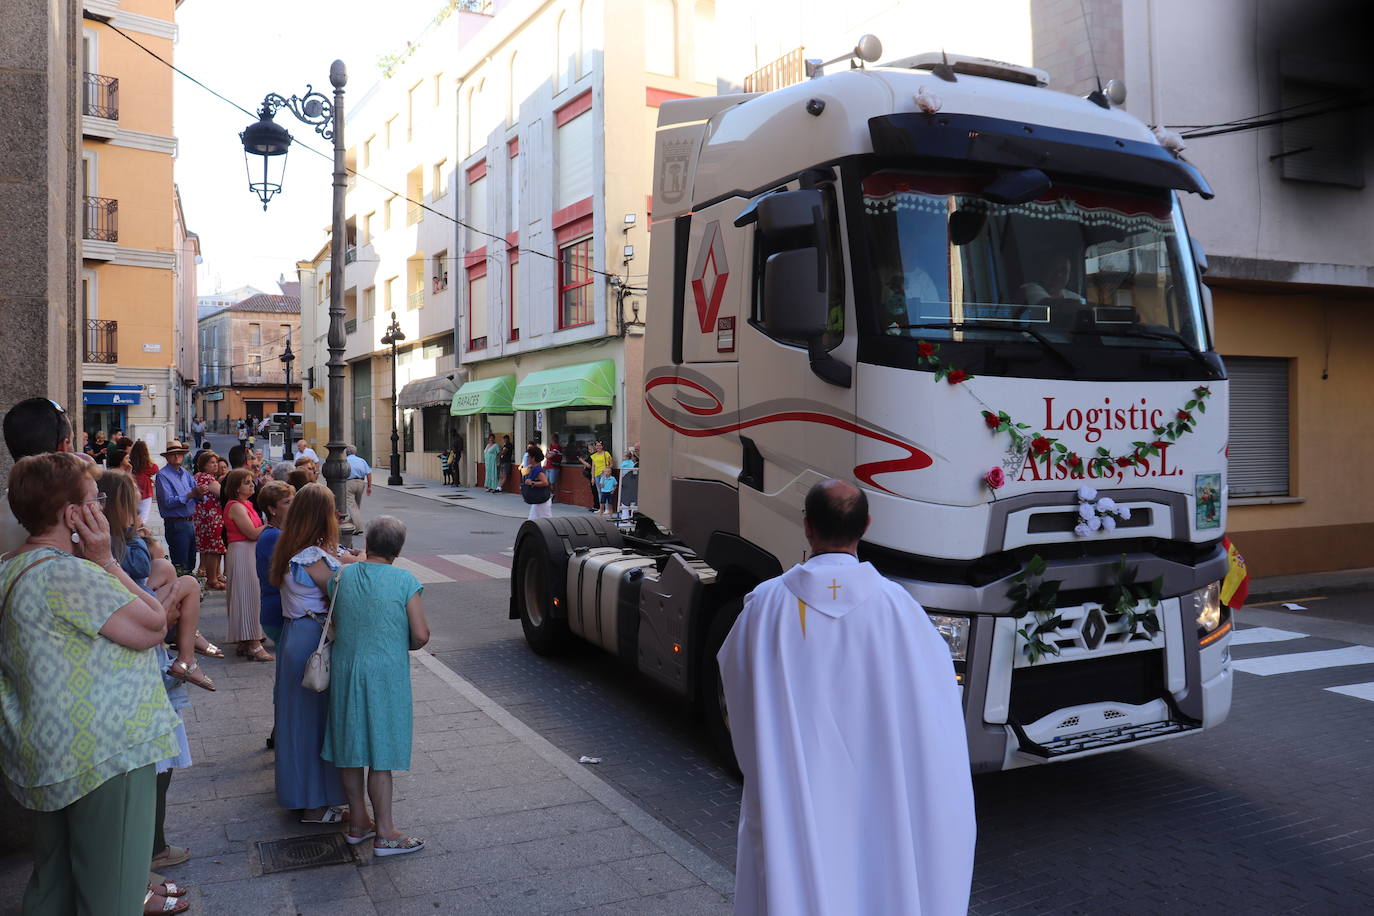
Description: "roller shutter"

(1226, 357), (1290, 497)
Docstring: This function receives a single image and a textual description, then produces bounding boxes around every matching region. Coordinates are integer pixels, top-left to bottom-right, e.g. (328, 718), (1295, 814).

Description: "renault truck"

(509, 51), (1234, 772)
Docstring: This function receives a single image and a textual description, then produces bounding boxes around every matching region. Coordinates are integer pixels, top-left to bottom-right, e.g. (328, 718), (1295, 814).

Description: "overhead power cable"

(107, 22), (647, 291)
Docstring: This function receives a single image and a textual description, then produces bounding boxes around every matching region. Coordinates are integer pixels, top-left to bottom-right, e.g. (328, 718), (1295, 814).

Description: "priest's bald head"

(803, 478), (870, 554)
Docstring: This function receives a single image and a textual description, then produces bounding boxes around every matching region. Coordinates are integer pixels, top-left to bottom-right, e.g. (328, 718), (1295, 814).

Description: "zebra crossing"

(392, 549), (515, 585)
(1231, 624), (1374, 703)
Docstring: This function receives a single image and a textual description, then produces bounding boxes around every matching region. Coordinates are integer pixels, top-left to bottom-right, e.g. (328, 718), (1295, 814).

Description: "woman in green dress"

(323, 515), (431, 857)
(482, 432), (500, 492)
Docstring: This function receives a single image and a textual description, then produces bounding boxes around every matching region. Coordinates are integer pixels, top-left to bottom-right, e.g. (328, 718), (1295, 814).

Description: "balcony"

(83, 196), (118, 242)
(407, 205), (423, 225)
(82, 73), (119, 121)
(84, 319), (117, 364)
(745, 47), (806, 93)
(408, 290), (424, 310)
(345, 318), (358, 335)
(344, 246), (357, 264)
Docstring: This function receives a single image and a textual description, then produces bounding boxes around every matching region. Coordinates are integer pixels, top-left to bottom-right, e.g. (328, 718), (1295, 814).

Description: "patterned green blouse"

(0, 547), (179, 811)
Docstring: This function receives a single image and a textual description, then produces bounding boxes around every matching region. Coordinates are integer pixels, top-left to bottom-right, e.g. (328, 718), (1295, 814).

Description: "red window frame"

(557, 236), (594, 330)
(508, 247), (521, 341)
(466, 256), (488, 351)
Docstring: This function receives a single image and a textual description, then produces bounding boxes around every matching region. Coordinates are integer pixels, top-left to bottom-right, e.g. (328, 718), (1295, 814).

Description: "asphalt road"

(222, 447), (1374, 914)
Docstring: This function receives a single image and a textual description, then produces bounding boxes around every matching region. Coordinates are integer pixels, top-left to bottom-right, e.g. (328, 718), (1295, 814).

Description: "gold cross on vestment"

(827, 579), (842, 600)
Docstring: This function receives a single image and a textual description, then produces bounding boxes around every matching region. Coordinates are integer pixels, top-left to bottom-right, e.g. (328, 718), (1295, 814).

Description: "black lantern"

(240, 105), (292, 210)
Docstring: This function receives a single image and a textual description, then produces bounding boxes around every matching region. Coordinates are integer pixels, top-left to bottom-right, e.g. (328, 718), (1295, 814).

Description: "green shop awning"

(449, 374), (516, 416)
(512, 360), (617, 410)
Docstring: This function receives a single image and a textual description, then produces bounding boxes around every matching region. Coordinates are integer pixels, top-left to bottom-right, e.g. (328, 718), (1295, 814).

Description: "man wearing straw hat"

(154, 440), (209, 574)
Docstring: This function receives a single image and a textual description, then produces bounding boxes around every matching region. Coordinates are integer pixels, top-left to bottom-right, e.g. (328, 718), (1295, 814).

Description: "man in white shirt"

(719, 478), (976, 916)
(292, 438), (321, 463)
(344, 445), (372, 529)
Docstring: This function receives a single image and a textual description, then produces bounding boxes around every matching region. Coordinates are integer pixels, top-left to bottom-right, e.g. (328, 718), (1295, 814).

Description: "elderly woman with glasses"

(323, 516), (430, 856)
(0, 453), (183, 914)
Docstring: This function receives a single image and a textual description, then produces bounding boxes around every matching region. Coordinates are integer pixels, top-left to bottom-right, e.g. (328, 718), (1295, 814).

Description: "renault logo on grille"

(1082, 606), (1108, 651)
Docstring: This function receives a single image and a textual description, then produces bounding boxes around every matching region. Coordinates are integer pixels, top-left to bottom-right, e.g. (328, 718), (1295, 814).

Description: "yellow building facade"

(79, 0), (187, 453)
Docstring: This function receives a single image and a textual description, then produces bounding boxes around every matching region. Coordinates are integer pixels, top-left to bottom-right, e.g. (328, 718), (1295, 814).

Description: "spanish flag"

(1220, 536), (1250, 610)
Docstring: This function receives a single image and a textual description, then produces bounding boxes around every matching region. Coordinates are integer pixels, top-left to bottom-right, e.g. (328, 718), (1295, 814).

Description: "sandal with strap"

(166, 659), (215, 691)
(373, 835), (425, 857)
(345, 824), (377, 846)
(300, 805), (349, 825)
(195, 631), (225, 658)
(243, 645), (274, 663)
(154, 880), (186, 898)
(144, 888), (189, 915)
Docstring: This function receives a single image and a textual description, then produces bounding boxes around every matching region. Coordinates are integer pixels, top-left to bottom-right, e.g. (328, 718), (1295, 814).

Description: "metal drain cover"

(257, 833), (355, 874)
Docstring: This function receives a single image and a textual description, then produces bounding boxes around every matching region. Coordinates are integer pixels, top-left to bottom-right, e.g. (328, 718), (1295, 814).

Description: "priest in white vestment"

(719, 478), (976, 915)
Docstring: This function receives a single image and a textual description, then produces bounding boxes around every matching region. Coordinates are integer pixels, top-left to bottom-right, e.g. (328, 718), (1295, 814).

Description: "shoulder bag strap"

(315, 565), (344, 650)
(1, 553), (60, 624)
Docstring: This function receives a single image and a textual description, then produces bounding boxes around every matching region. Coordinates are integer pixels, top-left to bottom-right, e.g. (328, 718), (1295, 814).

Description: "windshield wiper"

(890, 321), (1077, 375)
(1088, 324), (1217, 377)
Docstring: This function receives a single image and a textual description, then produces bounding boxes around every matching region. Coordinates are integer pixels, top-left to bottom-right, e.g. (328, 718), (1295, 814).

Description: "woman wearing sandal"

(323, 516), (430, 857)
(192, 451), (225, 589)
(0, 453), (182, 915)
(223, 468), (272, 662)
(269, 483), (360, 823)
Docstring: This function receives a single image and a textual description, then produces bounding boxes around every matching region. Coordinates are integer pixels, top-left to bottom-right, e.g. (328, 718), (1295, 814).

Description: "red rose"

(947, 369), (968, 384)
(1176, 410), (1192, 422)
(983, 412), (1000, 429)
(985, 467), (1005, 489)
(1068, 453), (1082, 467)
(917, 341), (934, 358)
(1116, 456), (1132, 468)
(1030, 436), (1051, 455)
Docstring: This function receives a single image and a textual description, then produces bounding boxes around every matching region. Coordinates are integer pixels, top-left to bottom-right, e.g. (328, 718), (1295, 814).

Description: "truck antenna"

(1079, 0), (1111, 108)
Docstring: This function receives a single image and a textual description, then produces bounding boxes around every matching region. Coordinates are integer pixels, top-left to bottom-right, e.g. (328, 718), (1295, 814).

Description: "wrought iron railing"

(344, 318), (358, 334)
(408, 290), (424, 310)
(407, 205), (423, 225)
(84, 319), (117, 363)
(82, 73), (119, 120)
(83, 196), (118, 242)
(344, 246), (357, 264)
(745, 47), (806, 93)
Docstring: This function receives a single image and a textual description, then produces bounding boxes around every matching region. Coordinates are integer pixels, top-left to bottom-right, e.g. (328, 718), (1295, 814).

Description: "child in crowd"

(597, 465), (617, 516)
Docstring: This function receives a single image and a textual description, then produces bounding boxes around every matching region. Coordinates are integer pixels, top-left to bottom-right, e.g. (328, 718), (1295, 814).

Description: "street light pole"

(279, 334), (295, 458)
(239, 60), (351, 530)
(380, 311), (406, 486)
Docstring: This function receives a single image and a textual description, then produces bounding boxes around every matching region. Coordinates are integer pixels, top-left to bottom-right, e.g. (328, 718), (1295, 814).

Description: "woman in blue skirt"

(323, 516), (430, 856)
(267, 483), (360, 823)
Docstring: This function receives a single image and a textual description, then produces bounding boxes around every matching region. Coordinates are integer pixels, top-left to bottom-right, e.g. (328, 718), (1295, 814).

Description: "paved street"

(2, 453), (1371, 912)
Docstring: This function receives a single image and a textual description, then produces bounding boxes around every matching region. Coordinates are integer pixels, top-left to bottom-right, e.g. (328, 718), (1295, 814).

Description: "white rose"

(1074, 523), (1092, 538)
(1096, 497), (1117, 512)
(1077, 486), (1098, 502)
(1079, 502), (1097, 522)
(1101, 515), (1117, 532)
(1118, 506), (1132, 521)
(1087, 516), (1102, 532)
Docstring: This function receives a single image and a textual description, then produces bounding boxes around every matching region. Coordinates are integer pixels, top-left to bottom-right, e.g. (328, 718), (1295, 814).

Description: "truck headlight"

(928, 614), (970, 663)
(1194, 582), (1223, 633)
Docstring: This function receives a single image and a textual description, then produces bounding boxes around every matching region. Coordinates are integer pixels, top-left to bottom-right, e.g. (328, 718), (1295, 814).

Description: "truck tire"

(515, 539), (570, 655)
(700, 600), (742, 776)
(511, 517), (622, 656)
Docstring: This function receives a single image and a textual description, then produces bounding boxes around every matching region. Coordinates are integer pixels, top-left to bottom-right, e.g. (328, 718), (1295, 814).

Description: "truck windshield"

(858, 170), (1211, 363)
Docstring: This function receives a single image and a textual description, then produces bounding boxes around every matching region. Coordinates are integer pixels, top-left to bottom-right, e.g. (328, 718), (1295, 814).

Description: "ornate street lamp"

(279, 334), (295, 454)
(241, 61), (351, 529)
(379, 311), (406, 486)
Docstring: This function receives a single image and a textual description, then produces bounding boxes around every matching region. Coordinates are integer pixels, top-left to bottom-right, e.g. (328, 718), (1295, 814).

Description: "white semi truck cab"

(511, 53), (1235, 772)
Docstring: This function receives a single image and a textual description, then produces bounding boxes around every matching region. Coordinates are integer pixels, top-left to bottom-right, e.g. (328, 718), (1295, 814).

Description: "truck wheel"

(515, 537), (570, 655)
(700, 601), (742, 776)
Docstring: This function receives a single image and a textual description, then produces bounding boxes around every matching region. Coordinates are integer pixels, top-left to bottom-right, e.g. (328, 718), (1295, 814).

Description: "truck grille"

(1012, 599), (1167, 668)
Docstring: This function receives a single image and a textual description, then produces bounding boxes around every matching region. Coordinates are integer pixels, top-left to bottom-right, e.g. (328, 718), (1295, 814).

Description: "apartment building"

(1032, 0), (1374, 575)
(78, 0), (189, 454)
(195, 294), (302, 432)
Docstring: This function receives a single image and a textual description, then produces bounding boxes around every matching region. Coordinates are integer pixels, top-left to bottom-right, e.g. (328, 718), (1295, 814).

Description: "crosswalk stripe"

(1230, 627), (1309, 646)
(1326, 682), (1374, 702)
(1231, 646), (1374, 677)
(393, 557), (454, 585)
(407, 555), (490, 582)
(439, 554), (511, 579)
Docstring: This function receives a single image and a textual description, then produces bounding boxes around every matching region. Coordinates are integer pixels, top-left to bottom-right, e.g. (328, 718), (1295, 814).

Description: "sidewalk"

(0, 592), (732, 914)
(373, 475), (595, 521)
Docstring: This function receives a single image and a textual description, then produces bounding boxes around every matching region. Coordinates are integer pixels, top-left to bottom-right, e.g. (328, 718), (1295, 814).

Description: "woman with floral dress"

(192, 451), (225, 590)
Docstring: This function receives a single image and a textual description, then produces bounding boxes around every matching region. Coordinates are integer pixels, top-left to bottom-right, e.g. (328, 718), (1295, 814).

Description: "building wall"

(0, 0), (82, 487)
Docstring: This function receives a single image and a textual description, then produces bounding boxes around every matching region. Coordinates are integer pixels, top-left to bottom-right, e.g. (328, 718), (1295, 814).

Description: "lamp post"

(241, 61), (351, 526)
(379, 311), (405, 486)
(279, 334), (295, 458)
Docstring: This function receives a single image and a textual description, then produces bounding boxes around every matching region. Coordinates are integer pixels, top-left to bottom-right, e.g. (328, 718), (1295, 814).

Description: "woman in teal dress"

(323, 515), (431, 857)
(482, 432), (500, 492)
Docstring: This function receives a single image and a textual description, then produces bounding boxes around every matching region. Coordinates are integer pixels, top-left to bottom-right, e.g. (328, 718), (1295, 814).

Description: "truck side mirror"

(754, 189), (824, 246)
(762, 248), (829, 340)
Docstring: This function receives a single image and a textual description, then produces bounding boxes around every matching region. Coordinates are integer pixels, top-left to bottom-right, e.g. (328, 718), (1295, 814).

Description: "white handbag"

(300, 568), (342, 692)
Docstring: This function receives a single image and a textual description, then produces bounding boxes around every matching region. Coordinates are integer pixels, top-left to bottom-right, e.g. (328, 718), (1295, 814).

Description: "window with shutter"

(1226, 357), (1290, 498)
(1278, 78), (1364, 188)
